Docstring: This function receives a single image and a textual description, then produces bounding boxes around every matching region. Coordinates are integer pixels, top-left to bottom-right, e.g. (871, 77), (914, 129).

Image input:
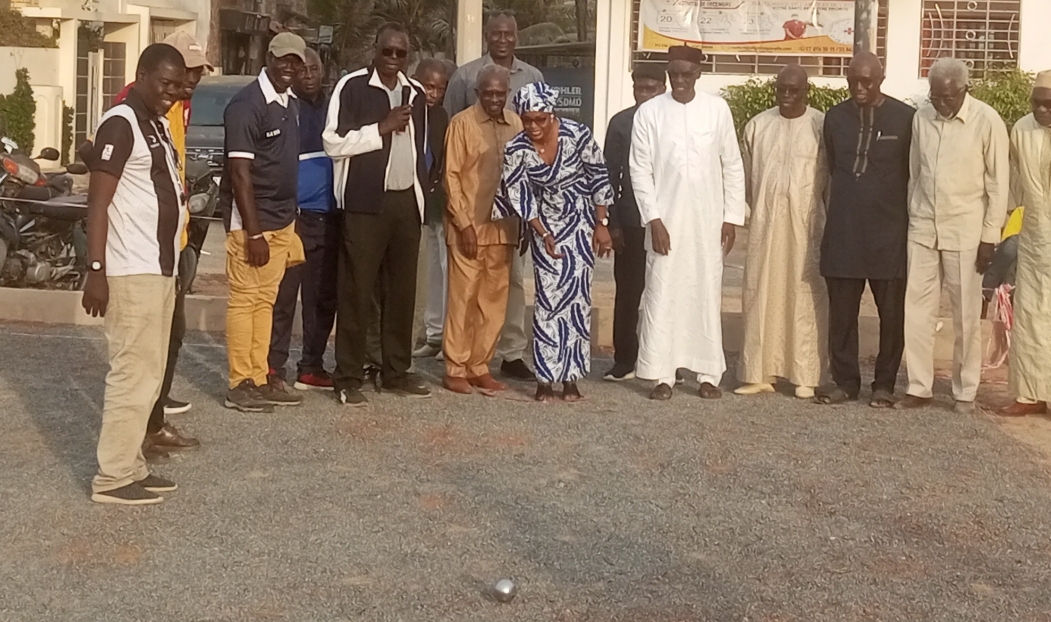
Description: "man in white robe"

(1002, 70), (1051, 417)
(630, 45), (747, 400)
(736, 65), (829, 400)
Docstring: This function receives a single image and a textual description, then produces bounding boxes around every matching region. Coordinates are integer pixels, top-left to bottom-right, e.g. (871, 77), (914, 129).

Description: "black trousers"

(268, 210), (341, 378)
(147, 287), (185, 434)
(333, 189), (421, 390)
(825, 277), (906, 397)
(612, 226), (647, 369)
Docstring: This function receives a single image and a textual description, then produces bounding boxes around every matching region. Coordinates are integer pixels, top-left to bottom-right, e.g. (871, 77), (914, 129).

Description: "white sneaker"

(412, 343), (441, 358)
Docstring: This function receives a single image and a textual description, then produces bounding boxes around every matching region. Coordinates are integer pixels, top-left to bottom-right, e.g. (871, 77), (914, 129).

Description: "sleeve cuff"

(452, 212), (473, 232)
(981, 227), (1002, 245)
(227, 151), (255, 160)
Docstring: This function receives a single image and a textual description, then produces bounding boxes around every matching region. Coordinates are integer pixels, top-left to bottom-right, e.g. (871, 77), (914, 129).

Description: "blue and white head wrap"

(512, 82), (560, 115)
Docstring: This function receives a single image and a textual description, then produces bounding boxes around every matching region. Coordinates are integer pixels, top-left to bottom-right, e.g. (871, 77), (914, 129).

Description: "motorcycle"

(178, 159), (221, 295)
(0, 146), (90, 290)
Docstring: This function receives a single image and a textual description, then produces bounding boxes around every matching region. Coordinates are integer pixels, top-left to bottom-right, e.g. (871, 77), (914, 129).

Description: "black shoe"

(500, 359), (536, 381)
(142, 437), (170, 465)
(91, 482), (163, 506)
(136, 474), (178, 493)
(225, 380), (274, 413)
(336, 386), (369, 407)
(259, 375), (303, 406)
(603, 363), (636, 382)
(163, 398), (192, 415)
(384, 375), (432, 398)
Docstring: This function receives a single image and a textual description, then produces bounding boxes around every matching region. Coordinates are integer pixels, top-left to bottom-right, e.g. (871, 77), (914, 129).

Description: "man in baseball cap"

(268, 31), (308, 62)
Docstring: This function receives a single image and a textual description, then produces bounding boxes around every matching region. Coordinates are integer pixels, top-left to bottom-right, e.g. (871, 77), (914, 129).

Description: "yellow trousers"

(443, 243), (512, 378)
(226, 222), (304, 388)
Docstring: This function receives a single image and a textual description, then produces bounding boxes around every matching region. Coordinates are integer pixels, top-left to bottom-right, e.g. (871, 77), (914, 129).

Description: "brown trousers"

(443, 243), (513, 378)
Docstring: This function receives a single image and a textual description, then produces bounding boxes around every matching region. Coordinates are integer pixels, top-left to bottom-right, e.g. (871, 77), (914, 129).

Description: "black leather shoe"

(500, 359), (536, 381)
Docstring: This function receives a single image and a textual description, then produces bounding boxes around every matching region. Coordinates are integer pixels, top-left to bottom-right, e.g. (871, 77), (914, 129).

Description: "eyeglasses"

(381, 48), (408, 59)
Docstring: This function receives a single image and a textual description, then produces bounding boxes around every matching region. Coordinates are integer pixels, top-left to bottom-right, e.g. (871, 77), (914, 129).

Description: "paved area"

(4, 322), (1051, 620)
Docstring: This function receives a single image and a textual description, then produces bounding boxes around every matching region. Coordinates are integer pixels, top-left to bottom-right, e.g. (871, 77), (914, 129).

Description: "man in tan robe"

(736, 65), (829, 399)
(1002, 70), (1051, 417)
(442, 65), (523, 394)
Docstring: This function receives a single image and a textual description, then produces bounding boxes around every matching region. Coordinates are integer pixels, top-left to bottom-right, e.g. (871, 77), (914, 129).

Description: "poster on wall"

(637, 0), (856, 57)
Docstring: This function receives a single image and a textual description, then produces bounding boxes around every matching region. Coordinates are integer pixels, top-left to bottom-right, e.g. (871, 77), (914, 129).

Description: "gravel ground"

(3, 322), (1051, 622)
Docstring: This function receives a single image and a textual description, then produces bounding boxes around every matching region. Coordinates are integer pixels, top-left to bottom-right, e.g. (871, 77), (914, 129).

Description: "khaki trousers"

(495, 249), (529, 361)
(904, 241), (983, 402)
(444, 243), (513, 378)
(226, 222), (305, 388)
(92, 274), (175, 494)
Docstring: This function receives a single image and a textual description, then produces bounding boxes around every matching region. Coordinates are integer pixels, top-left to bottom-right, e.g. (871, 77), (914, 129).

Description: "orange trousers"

(443, 243), (513, 378)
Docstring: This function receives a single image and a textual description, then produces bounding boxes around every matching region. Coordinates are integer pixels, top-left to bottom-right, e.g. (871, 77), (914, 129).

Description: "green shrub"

(0, 69), (36, 154)
(0, 9), (57, 48)
(969, 69), (1034, 129)
(721, 78), (849, 136)
(62, 104), (74, 164)
(722, 70), (1035, 135)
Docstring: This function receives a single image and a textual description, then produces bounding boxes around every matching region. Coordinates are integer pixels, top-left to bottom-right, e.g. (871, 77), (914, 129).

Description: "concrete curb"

(0, 286), (990, 359)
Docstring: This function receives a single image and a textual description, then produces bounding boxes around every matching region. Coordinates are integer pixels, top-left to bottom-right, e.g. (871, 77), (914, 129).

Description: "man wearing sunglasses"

(898, 57), (1009, 415)
(445, 11), (545, 382)
(324, 22), (432, 406)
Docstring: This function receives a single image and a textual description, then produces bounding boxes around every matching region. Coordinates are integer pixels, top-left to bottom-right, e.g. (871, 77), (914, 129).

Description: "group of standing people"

(78, 12), (1051, 504)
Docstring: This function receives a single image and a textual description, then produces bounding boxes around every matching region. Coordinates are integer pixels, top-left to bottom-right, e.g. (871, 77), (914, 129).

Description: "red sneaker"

(294, 370), (334, 391)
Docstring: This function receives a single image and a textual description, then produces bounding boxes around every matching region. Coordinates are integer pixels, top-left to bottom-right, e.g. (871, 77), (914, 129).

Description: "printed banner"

(638, 0), (856, 57)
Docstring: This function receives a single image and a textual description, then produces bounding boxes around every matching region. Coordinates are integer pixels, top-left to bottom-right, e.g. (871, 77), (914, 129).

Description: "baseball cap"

(268, 32), (307, 62)
(162, 31), (214, 71)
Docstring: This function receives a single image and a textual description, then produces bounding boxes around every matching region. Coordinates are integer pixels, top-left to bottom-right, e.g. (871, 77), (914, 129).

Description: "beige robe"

(739, 106), (829, 387)
(1008, 114), (1051, 402)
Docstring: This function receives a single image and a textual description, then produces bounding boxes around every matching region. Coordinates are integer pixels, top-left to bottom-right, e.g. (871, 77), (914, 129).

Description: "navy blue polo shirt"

(223, 69), (300, 232)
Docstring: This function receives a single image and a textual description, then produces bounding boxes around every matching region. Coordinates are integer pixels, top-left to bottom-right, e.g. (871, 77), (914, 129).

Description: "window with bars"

(629, 0), (887, 77)
(919, 0), (1020, 77)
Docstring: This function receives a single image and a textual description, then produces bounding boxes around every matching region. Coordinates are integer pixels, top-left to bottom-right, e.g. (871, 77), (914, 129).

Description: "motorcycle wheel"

(0, 237), (7, 277)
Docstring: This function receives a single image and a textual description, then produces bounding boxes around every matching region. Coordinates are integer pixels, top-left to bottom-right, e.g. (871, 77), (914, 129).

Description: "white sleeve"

(717, 100), (747, 226)
(629, 104), (660, 225)
(322, 74), (384, 160)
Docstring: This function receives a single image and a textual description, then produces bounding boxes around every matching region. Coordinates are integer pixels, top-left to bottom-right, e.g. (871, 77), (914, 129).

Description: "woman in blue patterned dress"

(494, 83), (615, 402)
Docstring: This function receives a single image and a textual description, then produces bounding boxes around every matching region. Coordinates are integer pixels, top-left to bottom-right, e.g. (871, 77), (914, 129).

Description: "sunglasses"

(381, 47), (408, 59)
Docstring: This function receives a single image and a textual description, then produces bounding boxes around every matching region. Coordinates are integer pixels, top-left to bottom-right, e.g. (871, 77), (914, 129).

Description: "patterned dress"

(494, 119), (615, 383)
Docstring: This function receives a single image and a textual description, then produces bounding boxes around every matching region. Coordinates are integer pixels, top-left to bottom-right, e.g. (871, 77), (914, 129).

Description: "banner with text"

(638, 0), (855, 57)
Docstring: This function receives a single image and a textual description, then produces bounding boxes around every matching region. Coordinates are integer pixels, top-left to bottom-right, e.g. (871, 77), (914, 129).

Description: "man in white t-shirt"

(81, 43), (187, 505)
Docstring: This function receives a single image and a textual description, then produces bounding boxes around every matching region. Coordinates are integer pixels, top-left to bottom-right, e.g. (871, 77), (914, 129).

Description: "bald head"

(485, 12), (518, 62)
(295, 45), (323, 99)
(848, 51), (884, 78)
(775, 64), (809, 118)
(846, 51), (885, 107)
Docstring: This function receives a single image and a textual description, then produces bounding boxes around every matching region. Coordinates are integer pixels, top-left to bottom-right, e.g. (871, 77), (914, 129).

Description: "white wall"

(0, 47), (61, 92)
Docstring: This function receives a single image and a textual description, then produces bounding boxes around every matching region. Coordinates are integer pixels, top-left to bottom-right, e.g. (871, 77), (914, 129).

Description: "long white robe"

(739, 107), (829, 387)
(629, 91), (747, 386)
(1008, 114), (1051, 402)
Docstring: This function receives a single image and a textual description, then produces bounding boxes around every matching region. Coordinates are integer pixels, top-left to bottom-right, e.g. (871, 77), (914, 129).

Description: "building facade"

(19, 0), (208, 151)
(457, 0), (1051, 143)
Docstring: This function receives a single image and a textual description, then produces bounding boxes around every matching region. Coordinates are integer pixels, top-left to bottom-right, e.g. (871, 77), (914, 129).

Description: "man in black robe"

(816, 52), (914, 408)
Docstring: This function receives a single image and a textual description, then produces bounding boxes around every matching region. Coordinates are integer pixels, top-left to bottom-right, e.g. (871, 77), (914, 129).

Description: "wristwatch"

(89, 260), (104, 273)
(599, 216), (610, 227)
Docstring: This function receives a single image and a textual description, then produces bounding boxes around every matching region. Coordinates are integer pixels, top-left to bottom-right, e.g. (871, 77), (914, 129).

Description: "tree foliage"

(309, 0), (453, 70)
(969, 69), (1034, 129)
(0, 9), (57, 48)
(0, 69), (37, 154)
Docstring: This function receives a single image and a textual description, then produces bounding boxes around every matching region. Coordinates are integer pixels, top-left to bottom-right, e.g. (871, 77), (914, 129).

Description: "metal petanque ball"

(493, 579), (517, 603)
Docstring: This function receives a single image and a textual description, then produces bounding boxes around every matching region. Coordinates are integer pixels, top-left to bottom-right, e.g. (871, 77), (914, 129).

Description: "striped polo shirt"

(87, 89), (187, 277)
